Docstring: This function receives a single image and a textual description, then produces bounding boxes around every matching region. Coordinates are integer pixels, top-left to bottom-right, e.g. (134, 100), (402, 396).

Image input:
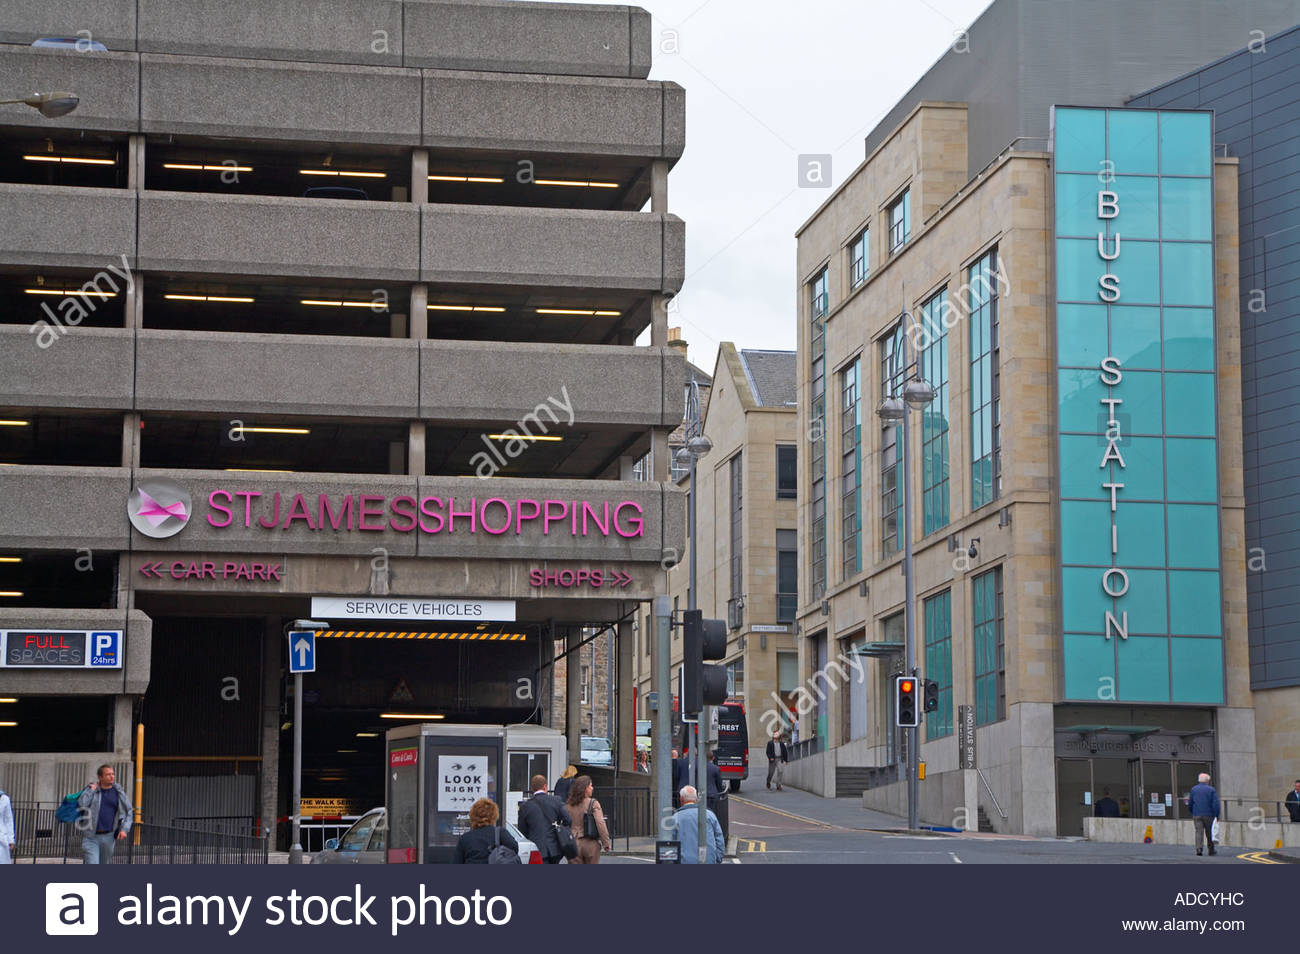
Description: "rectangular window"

(887, 189), (910, 255)
(730, 452), (743, 602)
(969, 247), (1002, 509)
(923, 590), (953, 740)
(809, 268), (829, 599)
(881, 613), (903, 765)
(840, 359), (862, 576)
(849, 227), (869, 288)
(776, 445), (797, 498)
(919, 288), (950, 535)
(972, 566), (1006, 725)
(880, 323), (905, 556)
(777, 529), (798, 622)
(726, 657), (745, 698)
(581, 662), (591, 704)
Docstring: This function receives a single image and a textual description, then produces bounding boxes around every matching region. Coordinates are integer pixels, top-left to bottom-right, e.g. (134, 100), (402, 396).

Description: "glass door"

(1055, 758), (1093, 835)
(1141, 760), (1175, 820)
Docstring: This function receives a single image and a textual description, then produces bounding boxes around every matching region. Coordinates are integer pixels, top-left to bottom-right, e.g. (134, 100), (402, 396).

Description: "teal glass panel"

(1056, 173), (1102, 236)
(1118, 502), (1166, 567)
(1117, 635), (1170, 702)
(1167, 504), (1220, 569)
(1111, 176), (1159, 240)
(1108, 239), (1161, 304)
(1160, 178), (1213, 241)
(1058, 369), (1107, 432)
(1159, 112), (1212, 176)
(1117, 436), (1164, 500)
(1056, 238), (1101, 302)
(1171, 637), (1223, 704)
(1109, 305), (1162, 369)
(1164, 373), (1216, 436)
(1058, 303), (1109, 367)
(1059, 435), (1109, 499)
(1055, 108), (1107, 173)
(1107, 110), (1159, 175)
(1120, 370), (1163, 435)
(1063, 567), (1109, 633)
(1061, 501), (1113, 565)
(1169, 571), (1221, 635)
(1161, 243), (1214, 306)
(1163, 308), (1215, 370)
(1063, 633), (1116, 700)
(1123, 568), (1168, 634)
(1165, 438), (1218, 502)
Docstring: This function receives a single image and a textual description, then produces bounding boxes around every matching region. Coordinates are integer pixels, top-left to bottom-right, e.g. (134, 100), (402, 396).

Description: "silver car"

(311, 807), (542, 864)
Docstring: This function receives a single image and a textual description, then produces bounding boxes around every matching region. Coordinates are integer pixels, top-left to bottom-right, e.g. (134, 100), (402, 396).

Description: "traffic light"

(895, 675), (919, 727)
(682, 609), (728, 714)
(923, 679), (940, 713)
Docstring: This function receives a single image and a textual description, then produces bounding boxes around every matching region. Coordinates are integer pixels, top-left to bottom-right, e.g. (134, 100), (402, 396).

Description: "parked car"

(580, 736), (614, 766)
(310, 807), (542, 864)
(32, 37), (108, 52)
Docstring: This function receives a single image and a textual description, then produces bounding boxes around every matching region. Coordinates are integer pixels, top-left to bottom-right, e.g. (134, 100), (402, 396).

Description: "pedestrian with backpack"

(452, 798), (520, 864)
(0, 787), (14, 863)
(565, 775), (611, 864)
(76, 764), (132, 864)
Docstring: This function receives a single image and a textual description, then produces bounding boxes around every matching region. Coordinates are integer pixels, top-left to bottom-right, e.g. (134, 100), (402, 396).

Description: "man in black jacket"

(517, 774), (571, 863)
(765, 731), (789, 791)
(1287, 780), (1300, 823)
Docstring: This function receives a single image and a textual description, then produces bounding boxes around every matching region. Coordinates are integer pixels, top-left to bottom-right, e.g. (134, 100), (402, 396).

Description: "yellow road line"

(736, 838), (766, 853)
(730, 796), (840, 830)
(1237, 851), (1280, 864)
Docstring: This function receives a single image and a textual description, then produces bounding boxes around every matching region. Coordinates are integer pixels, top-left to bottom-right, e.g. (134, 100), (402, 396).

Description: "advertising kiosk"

(385, 722), (566, 863)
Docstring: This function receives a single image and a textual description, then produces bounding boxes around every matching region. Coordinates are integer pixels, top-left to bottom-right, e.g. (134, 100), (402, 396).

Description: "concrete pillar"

(121, 412), (140, 470)
(411, 149), (429, 205)
(651, 428), (669, 482)
(127, 133), (145, 191)
(112, 696), (133, 756)
(390, 312), (408, 338)
(650, 293), (668, 346)
(125, 271), (142, 329)
(408, 422), (426, 477)
(650, 158), (668, 213)
(566, 633), (582, 764)
(617, 618), (636, 772)
(619, 455), (637, 481)
(261, 618), (282, 845)
(409, 284), (428, 339)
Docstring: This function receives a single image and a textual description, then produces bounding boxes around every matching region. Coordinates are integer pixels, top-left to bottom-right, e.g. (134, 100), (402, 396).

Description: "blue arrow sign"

(288, 630), (316, 673)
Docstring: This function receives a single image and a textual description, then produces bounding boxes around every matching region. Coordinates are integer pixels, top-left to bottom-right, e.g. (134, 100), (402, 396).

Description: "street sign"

(1, 630), (123, 669)
(288, 630), (316, 673)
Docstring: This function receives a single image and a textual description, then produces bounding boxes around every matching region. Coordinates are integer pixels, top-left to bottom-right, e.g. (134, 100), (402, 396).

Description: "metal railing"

(977, 769), (1008, 819)
(173, 815), (263, 837)
(597, 786), (652, 851)
(298, 816), (361, 853)
(1216, 798), (1292, 825)
(9, 802), (268, 863)
(788, 736), (825, 762)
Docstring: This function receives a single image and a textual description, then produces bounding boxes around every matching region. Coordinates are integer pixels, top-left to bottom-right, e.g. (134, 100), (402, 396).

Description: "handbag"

(583, 800), (600, 840)
(487, 825), (521, 865)
(552, 819), (578, 859)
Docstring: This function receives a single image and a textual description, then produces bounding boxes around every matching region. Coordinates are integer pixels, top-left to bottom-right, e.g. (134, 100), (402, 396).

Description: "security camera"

(967, 538), (980, 559)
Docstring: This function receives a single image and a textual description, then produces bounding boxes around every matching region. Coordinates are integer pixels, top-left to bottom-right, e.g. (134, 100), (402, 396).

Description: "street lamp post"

(877, 314), (935, 832)
(0, 91), (79, 118)
(676, 380), (713, 862)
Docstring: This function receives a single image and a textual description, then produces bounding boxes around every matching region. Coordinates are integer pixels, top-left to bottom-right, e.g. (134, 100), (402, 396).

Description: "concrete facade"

(0, 0), (682, 831)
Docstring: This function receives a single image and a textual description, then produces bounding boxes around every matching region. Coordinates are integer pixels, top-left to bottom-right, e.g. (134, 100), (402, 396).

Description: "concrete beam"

(0, 184), (136, 271)
(0, 327), (133, 411)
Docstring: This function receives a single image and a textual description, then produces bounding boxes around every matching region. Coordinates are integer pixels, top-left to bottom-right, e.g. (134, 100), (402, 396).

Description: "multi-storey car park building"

(791, 1), (1300, 836)
(0, 0), (685, 840)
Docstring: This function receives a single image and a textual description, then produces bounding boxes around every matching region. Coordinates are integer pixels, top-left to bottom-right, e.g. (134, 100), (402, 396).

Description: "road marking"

(736, 838), (767, 853)
(730, 796), (839, 830)
(1237, 851), (1280, 864)
(950, 852), (962, 864)
(731, 821), (794, 830)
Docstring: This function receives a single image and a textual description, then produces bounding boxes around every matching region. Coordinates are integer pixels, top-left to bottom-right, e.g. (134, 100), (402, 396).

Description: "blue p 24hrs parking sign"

(88, 631), (121, 668)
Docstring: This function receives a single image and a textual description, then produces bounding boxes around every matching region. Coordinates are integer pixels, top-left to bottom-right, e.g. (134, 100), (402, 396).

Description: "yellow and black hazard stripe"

(317, 630), (528, 641)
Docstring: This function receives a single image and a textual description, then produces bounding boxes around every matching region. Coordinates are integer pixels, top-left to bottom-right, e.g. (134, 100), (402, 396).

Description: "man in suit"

(672, 748), (690, 809)
(517, 773), (572, 863)
(1286, 780), (1300, 823)
(1094, 788), (1121, 818)
(766, 730), (789, 791)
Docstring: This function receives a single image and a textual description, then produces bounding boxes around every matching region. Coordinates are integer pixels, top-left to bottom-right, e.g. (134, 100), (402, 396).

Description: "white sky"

(537, 0), (995, 372)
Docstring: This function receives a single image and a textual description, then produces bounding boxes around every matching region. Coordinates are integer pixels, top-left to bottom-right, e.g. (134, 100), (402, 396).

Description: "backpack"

(487, 826), (521, 865)
(56, 792), (82, 824)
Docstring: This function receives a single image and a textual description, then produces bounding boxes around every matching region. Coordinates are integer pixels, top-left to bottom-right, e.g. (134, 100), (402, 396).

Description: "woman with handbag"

(565, 775), (611, 864)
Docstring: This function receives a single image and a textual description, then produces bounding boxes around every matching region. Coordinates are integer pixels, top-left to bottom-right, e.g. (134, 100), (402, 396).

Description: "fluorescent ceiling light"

(0, 592), (23, 598)
(536, 308), (622, 316)
(300, 169), (386, 178)
(428, 304), (506, 313)
(231, 426), (310, 435)
(487, 433), (563, 442)
(0, 557), (22, 563)
(164, 294), (254, 303)
(25, 288), (116, 298)
(0, 722), (17, 728)
(0, 420), (30, 427)
(23, 154), (114, 165)
(300, 299), (387, 309)
(355, 732), (379, 738)
(0, 698), (17, 704)
(429, 174), (504, 183)
(534, 178), (618, 188)
(163, 163), (253, 172)
(380, 713), (445, 720)
(224, 468), (294, 474)
(336, 749), (358, 754)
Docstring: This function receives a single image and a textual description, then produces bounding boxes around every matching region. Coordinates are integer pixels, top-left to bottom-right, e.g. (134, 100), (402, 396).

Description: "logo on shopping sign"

(127, 478), (192, 539)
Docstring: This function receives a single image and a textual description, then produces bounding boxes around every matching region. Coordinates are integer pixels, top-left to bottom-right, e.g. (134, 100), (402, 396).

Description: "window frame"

(923, 589), (954, 740)
(972, 566), (1006, 725)
(849, 226), (870, 288)
(887, 189), (911, 255)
